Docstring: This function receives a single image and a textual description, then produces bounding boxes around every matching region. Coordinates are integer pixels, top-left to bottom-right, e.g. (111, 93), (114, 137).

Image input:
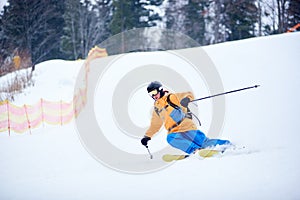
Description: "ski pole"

(145, 145), (153, 159)
(191, 85), (260, 102)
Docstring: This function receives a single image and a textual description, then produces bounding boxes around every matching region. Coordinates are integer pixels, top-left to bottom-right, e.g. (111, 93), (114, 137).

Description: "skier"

(141, 81), (231, 155)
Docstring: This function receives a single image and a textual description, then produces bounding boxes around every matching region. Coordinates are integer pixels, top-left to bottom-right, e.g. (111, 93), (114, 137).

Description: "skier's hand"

(141, 136), (151, 146)
(180, 97), (191, 107)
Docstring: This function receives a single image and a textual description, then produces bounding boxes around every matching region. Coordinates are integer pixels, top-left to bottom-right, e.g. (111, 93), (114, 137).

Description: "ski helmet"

(147, 81), (162, 93)
(147, 81), (165, 98)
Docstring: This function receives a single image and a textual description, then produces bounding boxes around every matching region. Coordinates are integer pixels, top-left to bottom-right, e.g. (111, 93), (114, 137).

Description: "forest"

(0, 0), (299, 75)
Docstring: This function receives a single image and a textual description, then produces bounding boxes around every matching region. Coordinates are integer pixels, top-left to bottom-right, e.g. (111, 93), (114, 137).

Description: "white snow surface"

(1, 32), (300, 200)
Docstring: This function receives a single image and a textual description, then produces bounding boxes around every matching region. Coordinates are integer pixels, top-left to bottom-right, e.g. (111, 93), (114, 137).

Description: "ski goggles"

(148, 89), (159, 97)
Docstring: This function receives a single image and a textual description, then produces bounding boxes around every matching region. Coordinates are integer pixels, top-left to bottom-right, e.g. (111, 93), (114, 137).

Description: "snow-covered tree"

(0, 0), (65, 65)
(223, 0), (258, 41)
(62, 0), (112, 59)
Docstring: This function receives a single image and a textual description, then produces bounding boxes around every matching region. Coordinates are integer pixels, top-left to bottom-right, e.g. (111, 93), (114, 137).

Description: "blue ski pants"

(167, 130), (230, 154)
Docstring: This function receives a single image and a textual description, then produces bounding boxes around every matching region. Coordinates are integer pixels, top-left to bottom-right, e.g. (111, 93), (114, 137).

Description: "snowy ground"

(0, 32), (300, 200)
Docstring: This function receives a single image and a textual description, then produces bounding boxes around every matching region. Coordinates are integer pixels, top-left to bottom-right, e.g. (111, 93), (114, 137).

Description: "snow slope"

(0, 32), (300, 200)
(0, 59), (84, 105)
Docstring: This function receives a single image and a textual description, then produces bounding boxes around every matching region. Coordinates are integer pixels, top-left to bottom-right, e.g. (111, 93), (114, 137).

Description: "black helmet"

(147, 81), (166, 98)
(147, 81), (162, 93)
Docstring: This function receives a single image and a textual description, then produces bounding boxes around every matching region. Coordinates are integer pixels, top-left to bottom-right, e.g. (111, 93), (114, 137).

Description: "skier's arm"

(145, 109), (163, 138)
(181, 91), (194, 101)
(176, 92), (195, 107)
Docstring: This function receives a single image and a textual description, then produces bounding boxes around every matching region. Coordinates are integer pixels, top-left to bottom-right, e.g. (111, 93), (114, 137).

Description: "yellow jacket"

(145, 92), (198, 138)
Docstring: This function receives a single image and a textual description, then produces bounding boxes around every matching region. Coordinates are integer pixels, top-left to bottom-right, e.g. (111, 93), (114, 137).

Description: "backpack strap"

(167, 93), (193, 119)
(166, 94), (180, 109)
(165, 94), (202, 130)
(154, 94), (178, 116)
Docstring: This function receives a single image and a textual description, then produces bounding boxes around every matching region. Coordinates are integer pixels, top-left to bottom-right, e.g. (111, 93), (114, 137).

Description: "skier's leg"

(167, 133), (195, 154)
(201, 138), (231, 149)
(182, 129), (207, 147)
(167, 130), (206, 154)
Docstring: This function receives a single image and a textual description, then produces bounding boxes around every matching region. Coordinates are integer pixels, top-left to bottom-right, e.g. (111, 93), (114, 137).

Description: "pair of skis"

(162, 145), (249, 162)
(162, 149), (221, 162)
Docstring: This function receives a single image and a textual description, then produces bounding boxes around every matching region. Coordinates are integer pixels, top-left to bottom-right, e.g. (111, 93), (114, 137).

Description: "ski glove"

(180, 97), (191, 107)
(141, 136), (151, 146)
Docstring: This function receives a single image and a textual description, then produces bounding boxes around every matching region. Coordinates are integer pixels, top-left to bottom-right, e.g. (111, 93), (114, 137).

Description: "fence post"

(73, 95), (77, 118)
(6, 100), (11, 136)
(24, 104), (32, 135)
(41, 98), (45, 127)
(60, 100), (63, 126)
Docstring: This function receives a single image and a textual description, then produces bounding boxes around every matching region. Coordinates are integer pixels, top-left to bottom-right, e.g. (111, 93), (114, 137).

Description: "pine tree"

(110, 0), (162, 34)
(0, 7), (11, 64)
(223, 0), (258, 41)
(108, 0), (163, 53)
(182, 0), (210, 45)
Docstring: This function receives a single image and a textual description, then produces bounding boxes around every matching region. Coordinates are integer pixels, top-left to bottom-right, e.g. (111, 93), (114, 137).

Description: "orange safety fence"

(287, 23), (300, 32)
(0, 46), (108, 136)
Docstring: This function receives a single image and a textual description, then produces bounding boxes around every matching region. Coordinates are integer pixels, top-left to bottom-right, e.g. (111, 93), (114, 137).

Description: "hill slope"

(0, 33), (300, 200)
